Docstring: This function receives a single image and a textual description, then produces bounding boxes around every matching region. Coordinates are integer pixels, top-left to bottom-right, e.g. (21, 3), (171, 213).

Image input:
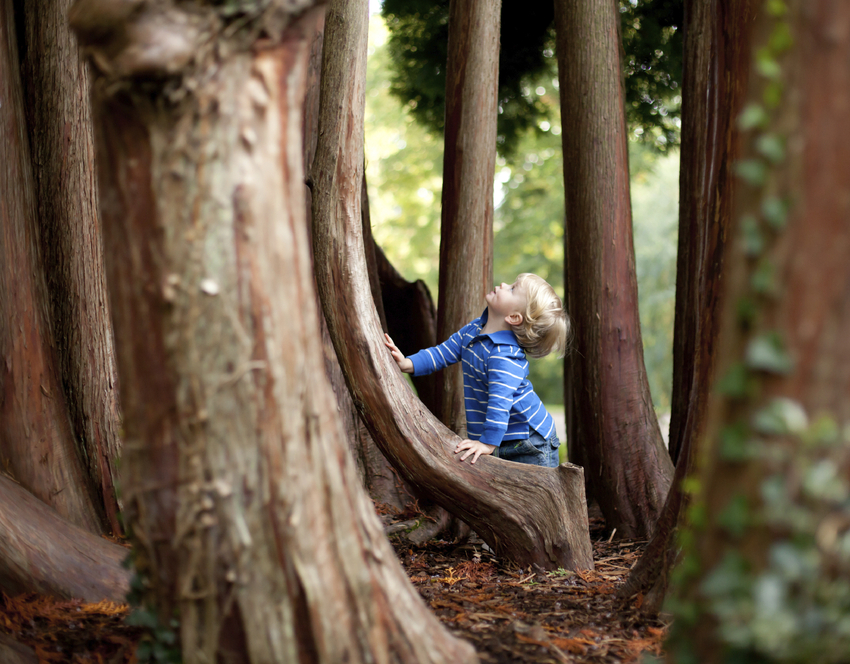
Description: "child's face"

(485, 280), (527, 322)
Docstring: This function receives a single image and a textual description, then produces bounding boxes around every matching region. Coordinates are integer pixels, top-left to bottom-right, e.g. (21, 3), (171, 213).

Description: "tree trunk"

(311, 0), (593, 571)
(0, 633), (37, 664)
(554, 0), (673, 539)
(676, 2), (850, 659)
(0, 0), (104, 534)
(620, 0), (758, 609)
(435, 0), (499, 435)
(73, 0), (477, 661)
(302, 16), (414, 511)
(0, 474), (129, 602)
(14, 0), (123, 535)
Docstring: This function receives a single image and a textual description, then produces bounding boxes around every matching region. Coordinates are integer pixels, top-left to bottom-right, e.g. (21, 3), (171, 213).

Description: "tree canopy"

(381, 0), (683, 154)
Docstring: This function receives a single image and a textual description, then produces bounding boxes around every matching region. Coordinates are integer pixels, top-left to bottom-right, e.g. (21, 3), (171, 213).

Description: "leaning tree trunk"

(554, 0), (673, 539)
(673, 2), (850, 659)
(434, 0), (499, 435)
(72, 1), (477, 662)
(14, 0), (122, 535)
(619, 0), (758, 610)
(0, 474), (129, 602)
(302, 17), (415, 512)
(0, 0), (104, 534)
(311, 0), (593, 571)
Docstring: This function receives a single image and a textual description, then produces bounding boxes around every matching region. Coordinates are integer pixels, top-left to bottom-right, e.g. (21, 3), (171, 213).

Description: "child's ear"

(505, 312), (523, 326)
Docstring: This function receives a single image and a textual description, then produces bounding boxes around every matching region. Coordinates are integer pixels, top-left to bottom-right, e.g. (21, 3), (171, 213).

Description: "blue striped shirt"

(408, 310), (555, 447)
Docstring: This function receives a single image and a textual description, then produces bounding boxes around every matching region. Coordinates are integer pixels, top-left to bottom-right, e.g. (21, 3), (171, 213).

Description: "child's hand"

(455, 439), (495, 464)
(384, 334), (414, 373)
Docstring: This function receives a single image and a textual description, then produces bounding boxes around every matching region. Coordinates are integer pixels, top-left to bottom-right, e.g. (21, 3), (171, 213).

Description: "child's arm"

(454, 439), (495, 464)
(384, 321), (473, 376)
(384, 334), (413, 373)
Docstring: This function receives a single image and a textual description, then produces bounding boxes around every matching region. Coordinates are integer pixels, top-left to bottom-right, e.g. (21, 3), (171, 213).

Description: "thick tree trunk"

(0, 0), (104, 534)
(554, 0), (673, 539)
(302, 16), (413, 511)
(0, 475), (129, 602)
(620, 0), (758, 609)
(14, 0), (122, 535)
(680, 2), (850, 658)
(311, 0), (593, 571)
(435, 0), (499, 435)
(74, 1), (477, 661)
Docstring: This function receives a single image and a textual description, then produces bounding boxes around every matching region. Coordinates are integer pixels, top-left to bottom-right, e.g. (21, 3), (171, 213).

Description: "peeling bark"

(311, 0), (593, 571)
(75, 0), (478, 661)
(554, 0), (673, 539)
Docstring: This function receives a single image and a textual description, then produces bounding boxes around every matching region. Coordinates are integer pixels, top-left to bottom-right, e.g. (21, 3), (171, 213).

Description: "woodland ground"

(0, 506), (668, 663)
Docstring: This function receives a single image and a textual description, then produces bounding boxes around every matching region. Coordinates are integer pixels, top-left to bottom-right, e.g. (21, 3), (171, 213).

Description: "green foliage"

(367, 13), (679, 414)
(381, 0), (683, 154)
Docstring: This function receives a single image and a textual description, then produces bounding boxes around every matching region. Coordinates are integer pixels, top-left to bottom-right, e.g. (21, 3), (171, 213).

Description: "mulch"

(386, 507), (668, 664)
(0, 508), (667, 663)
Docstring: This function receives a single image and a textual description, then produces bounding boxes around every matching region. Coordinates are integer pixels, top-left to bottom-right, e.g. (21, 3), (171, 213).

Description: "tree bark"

(554, 0), (673, 539)
(311, 0), (593, 571)
(0, 633), (38, 664)
(620, 0), (758, 610)
(0, 475), (129, 602)
(0, 0), (104, 534)
(682, 1), (850, 657)
(74, 0), (477, 661)
(14, 0), (123, 535)
(435, 0), (499, 435)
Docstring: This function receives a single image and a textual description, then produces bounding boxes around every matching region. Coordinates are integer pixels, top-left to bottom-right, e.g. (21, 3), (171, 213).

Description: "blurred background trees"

(365, 5), (680, 424)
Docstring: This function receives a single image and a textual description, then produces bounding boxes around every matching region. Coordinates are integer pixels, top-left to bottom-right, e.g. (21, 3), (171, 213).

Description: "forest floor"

(386, 505), (669, 664)
(0, 507), (668, 663)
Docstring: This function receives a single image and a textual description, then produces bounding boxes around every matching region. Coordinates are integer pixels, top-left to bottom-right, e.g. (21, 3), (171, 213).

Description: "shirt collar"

(472, 309), (521, 346)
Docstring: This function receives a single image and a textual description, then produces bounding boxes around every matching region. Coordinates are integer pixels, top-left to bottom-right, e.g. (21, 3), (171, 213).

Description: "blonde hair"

(511, 273), (571, 359)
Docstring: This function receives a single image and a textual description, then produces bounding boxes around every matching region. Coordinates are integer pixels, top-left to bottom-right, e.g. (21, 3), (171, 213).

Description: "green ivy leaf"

(745, 332), (793, 374)
(751, 257), (779, 295)
(736, 160), (768, 186)
(763, 81), (784, 108)
(766, 0), (788, 17)
(756, 48), (782, 80)
(752, 397), (808, 435)
(738, 104), (769, 131)
(736, 296), (758, 327)
(761, 196), (789, 229)
(741, 215), (765, 257)
(769, 22), (793, 53)
(756, 135), (785, 164)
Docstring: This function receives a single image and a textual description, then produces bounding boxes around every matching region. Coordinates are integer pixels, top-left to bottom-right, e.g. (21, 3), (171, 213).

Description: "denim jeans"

(495, 430), (561, 468)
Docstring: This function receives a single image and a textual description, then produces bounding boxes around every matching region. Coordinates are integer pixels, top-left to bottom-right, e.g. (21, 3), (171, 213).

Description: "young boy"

(384, 273), (569, 467)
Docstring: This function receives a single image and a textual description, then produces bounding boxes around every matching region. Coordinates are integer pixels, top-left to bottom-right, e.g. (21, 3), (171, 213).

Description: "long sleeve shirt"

(408, 310), (555, 447)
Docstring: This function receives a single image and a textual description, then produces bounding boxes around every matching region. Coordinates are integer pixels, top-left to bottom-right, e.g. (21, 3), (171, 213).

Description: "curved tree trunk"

(554, 0), (673, 539)
(0, 475), (129, 602)
(302, 17), (414, 511)
(0, 0), (104, 534)
(680, 1), (850, 657)
(311, 0), (593, 570)
(15, 0), (122, 535)
(621, 0), (758, 609)
(435, 0), (499, 436)
(74, 1), (478, 661)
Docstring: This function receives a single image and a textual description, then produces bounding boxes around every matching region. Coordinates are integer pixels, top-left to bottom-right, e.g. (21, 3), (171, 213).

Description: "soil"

(0, 508), (668, 663)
